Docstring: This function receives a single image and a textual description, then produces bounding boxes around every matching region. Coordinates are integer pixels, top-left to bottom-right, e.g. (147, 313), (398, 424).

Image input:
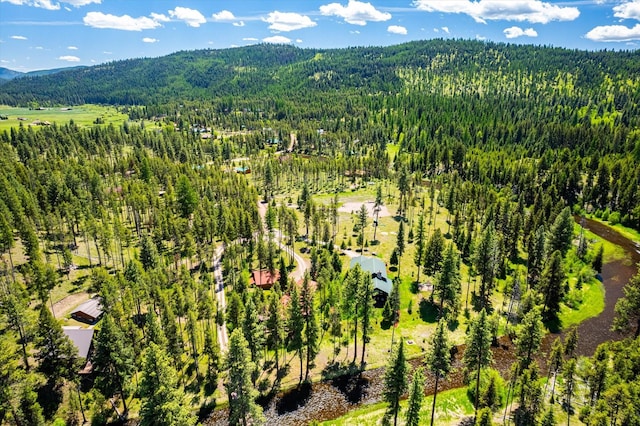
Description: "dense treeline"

(1, 39), (640, 425)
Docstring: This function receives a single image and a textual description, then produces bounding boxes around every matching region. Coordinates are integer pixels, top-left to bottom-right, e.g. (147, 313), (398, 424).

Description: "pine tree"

(186, 309), (201, 383)
(383, 339), (409, 426)
(301, 274), (320, 381)
(242, 297), (265, 365)
(463, 309), (493, 420)
(515, 307), (544, 371)
(423, 228), (445, 277)
(225, 329), (264, 426)
(266, 289), (284, 378)
(546, 207), (573, 257)
(547, 337), (564, 404)
(405, 367), (425, 426)
(473, 222), (498, 309)
(528, 225), (546, 287)
(359, 272), (374, 366)
(612, 269), (640, 337)
(203, 322), (220, 391)
(358, 203), (368, 252)
(425, 320), (453, 426)
(540, 250), (565, 322)
(586, 344), (609, 404)
(92, 314), (135, 414)
(176, 174), (198, 219)
(139, 343), (196, 426)
(434, 243), (461, 317)
(287, 284), (305, 384)
(342, 265), (360, 364)
(414, 213), (426, 284)
(540, 406), (556, 426)
(561, 358), (577, 422)
(140, 235), (159, 271)
(396, 220), (405, 259)
(35, 305), (78, 385)
(514, 365), (543, 426)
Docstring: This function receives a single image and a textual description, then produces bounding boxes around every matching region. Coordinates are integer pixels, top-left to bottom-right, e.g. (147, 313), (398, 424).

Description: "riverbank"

(204, 217), (639, 425)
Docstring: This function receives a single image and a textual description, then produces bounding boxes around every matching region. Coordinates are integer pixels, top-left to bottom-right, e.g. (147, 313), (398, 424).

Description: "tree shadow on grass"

(544, 317), (562, 333)
(37, 381), (63, 420)
(419, 298), (438, 323)
(197, 400), (217, 422)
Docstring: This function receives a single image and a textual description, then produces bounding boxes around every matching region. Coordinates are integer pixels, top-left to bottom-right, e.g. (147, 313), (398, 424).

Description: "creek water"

(568, 218), (639, 356)
(205, 218), (639, 426)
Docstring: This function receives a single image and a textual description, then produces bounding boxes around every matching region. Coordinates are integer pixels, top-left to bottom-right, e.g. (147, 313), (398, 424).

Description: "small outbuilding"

(71, 297), (103, 324)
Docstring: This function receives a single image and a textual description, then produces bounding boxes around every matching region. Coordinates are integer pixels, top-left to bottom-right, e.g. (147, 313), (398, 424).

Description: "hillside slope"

(1, 40), (638, 106)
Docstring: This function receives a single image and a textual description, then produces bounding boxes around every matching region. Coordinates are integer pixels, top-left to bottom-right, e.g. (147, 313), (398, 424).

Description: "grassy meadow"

(0, 104), (128, 133)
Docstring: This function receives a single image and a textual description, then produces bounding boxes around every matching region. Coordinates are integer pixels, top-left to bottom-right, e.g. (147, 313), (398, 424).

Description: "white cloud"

(168, 7), (206, 27)
(388, 25), (408, 35)
(2, 0), (98, 9)
(262, 35), (292, 44)
(264, 11), (317, 32)
(62, 0), (100, 6)
(504, 26), (538, 38)
(83, 12), (161, 31)
(142, 37), (158, 43)
(67, 45), (78, 50)
(614, 0), (640, 20)
(35, 46), (44, 49)
(11, 35), (28, 40)
(476, 34), (486, 40)
(243, 37), (259, 41)
(150, 13), (170, 22)
(296, 38), (303, 43)
(350, 30), (360, 34)
(233, 21), (245, 27)
(212, 10), (236, 21)
(413, 0), (579, 24)
(58, 55), (80, 62)
(585, 23), (640, 41)
(320, 0), (392, 25)
(442, 26), (450, 33)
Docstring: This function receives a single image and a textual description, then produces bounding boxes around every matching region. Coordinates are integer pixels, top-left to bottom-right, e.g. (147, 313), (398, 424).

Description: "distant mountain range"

(0, 41), (638, 107)
(0, 66), (87, 82)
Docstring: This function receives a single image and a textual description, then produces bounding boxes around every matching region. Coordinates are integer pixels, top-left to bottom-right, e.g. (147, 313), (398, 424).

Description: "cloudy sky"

(1, 0), (639, 72)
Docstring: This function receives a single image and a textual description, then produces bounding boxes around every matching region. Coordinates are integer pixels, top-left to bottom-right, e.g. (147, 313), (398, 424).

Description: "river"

(205, 217), (639, 425)
(568, 217), (639, 356)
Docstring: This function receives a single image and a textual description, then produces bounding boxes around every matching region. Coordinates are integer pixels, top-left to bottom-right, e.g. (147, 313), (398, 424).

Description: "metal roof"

(71, 297), (103, 321)
(62, 327), (95, 359)
(350, 255), (392, 295)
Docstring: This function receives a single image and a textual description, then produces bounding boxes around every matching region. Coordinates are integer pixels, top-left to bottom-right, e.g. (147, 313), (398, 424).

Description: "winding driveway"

(213, 201), (309, 352)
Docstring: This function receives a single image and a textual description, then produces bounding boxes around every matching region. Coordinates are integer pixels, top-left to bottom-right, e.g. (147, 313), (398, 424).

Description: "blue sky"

(1, 0), (639, 72)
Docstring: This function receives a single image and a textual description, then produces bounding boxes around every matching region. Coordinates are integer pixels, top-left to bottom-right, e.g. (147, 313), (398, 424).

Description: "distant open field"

(0, 104), (128, 133)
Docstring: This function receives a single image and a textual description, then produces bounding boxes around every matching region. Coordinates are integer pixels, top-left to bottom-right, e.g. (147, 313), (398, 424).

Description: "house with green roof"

(350, 255), (391, 303)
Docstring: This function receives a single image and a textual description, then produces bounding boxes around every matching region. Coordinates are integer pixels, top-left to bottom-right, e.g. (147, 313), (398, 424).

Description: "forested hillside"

(1, 40), (640, 425)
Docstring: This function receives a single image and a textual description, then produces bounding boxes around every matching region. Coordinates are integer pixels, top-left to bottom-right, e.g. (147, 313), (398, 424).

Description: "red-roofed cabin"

(250, 270), (280, 290)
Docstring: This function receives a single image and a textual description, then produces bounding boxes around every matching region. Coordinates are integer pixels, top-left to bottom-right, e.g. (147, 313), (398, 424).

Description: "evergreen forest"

(1, 40), (640, 426)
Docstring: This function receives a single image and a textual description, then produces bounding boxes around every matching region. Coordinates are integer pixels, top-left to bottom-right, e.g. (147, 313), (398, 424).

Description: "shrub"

(467, 368), (506, 411)
(609, 211), (621, 225)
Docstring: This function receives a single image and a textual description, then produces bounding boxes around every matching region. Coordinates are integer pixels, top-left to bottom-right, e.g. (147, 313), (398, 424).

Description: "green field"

(0, 104), (129, 133)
